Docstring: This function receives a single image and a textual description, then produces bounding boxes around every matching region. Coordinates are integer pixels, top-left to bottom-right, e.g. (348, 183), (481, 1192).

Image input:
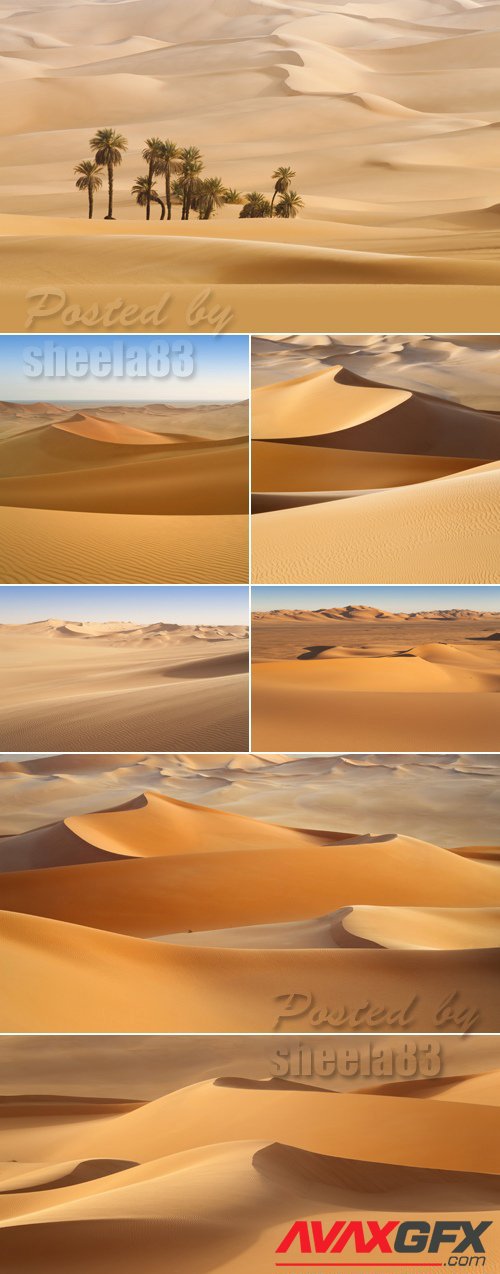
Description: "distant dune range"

(3, 2), (500, 326)
(0, 620), (249, 751)
(251, 334), (500, 411)
(0, 401), (248, 582)
(2, 751), (500, 848)
(0, 1031), (499, 1273)
(0, 754), (498, 1031)
(252, 607), (500, 751)
(252, 349), (500, 583)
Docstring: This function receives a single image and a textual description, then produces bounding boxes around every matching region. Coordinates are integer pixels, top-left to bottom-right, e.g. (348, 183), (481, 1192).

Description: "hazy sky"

(0, 335), (249, 404)
(251, 586), (500, 613)
(0, 585), (249, 626)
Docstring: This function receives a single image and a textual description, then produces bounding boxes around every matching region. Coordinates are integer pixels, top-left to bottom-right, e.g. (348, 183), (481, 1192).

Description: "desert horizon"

(0, 396), (249, 583)
(2, 1), (500, 328)
(251, 597), (500, 751)
(0, 586), (249, 751)
(0, 1032), (498, 1272)
(0, 331), (250, 582)
(0, 752), (498, 1033)
(252, 334), (500, 584)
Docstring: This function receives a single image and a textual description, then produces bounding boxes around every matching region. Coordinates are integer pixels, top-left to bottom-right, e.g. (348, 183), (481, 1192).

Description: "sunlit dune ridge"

(0, 1032), (499, 1272)
(0, 777), (498, 1031)
(252, 353), (500, 583)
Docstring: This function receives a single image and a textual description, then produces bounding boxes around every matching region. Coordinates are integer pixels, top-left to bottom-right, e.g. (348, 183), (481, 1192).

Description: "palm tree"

(275, 189), (304, 219)
(179, 146), (203, 220)
(270, 165), (295, 215)
(74, 159), (103, 219)
(132, 175), (166, 220)
(223, 188), (242, 205)
(157, 140), (181, 220)
(90, 128), (128, 219)
(197, 176), (227, 220)
(239, 191), (272, 218)
(142, 136), (164, 221)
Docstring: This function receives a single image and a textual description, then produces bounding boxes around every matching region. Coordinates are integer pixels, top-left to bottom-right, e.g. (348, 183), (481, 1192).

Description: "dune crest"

(253, 367), (410, 440)
(0, 619), (249, 751)
(252, 338), (500, 583)
(0, 756), (499, 1031)
(0, 1028), (499, 1271)
(54, 413), (173, 446)
(3, 0), (500, 324)
(0, 399), (249, 582)
(65, 789), (325, 859)
(252, 605), (500, 750)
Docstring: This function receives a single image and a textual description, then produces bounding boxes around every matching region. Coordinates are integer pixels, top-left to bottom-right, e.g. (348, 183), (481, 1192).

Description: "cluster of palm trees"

(240, 169), (303, 219)
(74, 129), (303, 221)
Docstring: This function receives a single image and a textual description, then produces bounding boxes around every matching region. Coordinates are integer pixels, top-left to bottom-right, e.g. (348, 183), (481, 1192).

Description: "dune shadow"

(252, 1143), (500, 1205)
(0, 1159), (137, 1195)
(297, 645), (334, 660)
(214, 1076), (333, 1093)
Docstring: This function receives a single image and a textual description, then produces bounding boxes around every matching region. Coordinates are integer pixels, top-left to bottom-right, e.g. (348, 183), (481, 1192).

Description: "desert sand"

(0, 1033), (498, 1272)
(0, 753), (498, 1032)
(0, 400), (248, 583)
(252, 337), (500, 583)
(2, 751), (499, 846)
(252, 606), (500, 750)
(0, 619), (249, 751)
(2, 2), (500, 328)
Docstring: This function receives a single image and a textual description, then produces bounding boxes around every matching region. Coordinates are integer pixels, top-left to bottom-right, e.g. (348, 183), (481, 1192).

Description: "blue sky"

(0, 335), (249, 404)
(0, 586), (249, 625)
(252, 586), (500, 613)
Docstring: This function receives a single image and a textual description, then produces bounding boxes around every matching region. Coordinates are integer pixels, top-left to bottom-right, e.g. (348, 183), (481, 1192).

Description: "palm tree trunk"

(146, 159), (154, 221)
(106, 161), (114, 219)
(270, 190), (277, 217)
(158, 197), (166, 221)
(88, 188), (93, 220)
(166, 167), (172, 220)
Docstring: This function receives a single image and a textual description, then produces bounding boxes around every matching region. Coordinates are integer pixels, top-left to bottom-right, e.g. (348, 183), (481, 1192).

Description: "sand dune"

(54, 412), (175, 446)
(3, 752), (499, 848)
(1, 907), (498, 1031)
(253, 673), (500, 750)
(161, 905), (500, 952)
(0, 758), (498, 1031)
(0, 620), (249, 751)
(2, 2), (500, 322)
(252, 335), (500, 412)
(253, 461), (500, 582)
(252, 341), (500, 582)
(0, 505), (248, 584)
(2, 1075), (499, 1176)
(0, 1034), (499, 1273)
(0, 402), (248, 582)
(65, 789), (325, 859)
(252, 368), (410, 440)
(254, 652), (500, 693)
(252, 608), (500, 749)
(3, 218), (500, 333)
(252, 440), (478, 493)
(0, 819), (124, 873)
(3, 833), (500, 935)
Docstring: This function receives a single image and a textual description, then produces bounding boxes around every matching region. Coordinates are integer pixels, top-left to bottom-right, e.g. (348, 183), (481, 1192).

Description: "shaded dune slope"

(1, 783), (498, 1030)
(0, 431), (248, 514)
(287, 368), (500, 458)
